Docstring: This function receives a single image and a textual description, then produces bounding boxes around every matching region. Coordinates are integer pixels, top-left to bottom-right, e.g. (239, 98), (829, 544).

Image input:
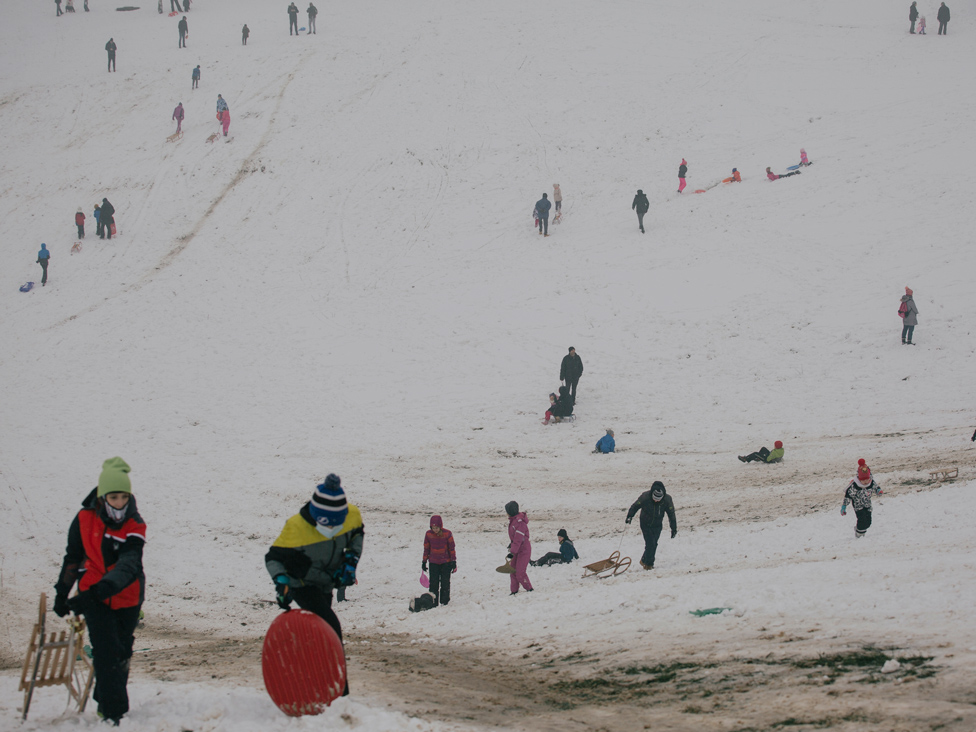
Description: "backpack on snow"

(409, 592), (438, 613)
(898, 301), (909, 318)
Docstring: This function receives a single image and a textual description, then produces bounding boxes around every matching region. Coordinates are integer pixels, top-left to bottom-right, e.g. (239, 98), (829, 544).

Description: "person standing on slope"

(841, 460), (883, 538)
(632, 188), (649, 233)
(216, 94), (231, 136)
(909, 1), (918, 32)
(192, 64), (200, 89)
(178, 16), (188, 48)
(421, 515), (456, 606)
(105, 38), (117, 72)
(242, 24), (250, 45)
(534, 193), (551, 236)
(36, 243), (51, 286)
(288, 2), (299, 35)
(172, 102), (184, 133)
(560, 346), (583, 400)
(100, 198), (116, 239)
(626, 481), (677, 570)
(552, 183), (562, 214)
(677, 159), (688, 193)
(900, 286), (919, 344)
(52, 457), (147, 726)
(75, 208), (86, 239)
(937, 2), (950, 34)
(307, 3), (317, 34)
(265, 474), (362, 697)
(505, 501), (533, 594)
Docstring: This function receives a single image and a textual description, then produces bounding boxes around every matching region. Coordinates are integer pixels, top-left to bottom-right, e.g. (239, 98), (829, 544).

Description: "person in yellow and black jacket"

(265, 473), (363, 696)
(53, 457), (146, 727)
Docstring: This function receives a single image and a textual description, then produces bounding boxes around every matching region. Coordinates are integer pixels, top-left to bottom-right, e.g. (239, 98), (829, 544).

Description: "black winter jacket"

(627, 489), (677, 534)
(632, 193), (649, 214)
(938, 4), (949, 22)
(560, 353), (584, 382)
(678, 164), (687, 178)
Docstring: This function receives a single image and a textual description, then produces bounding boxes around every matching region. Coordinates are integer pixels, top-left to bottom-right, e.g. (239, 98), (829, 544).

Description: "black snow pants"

(565, 377), (579, 400)
(636, 210), (646, 232)
(290, 16), (299, 34)
(85, 602), (141, 723)
(291, 585), (349, 696)
(428, 562), (452, 606)
(640, 525), (663, 568)
(742, 447), (771, 463)
(532, 552), (564, 567)
(854, 508), (872, 537)
(38, 258), (49, 285)
(77, 224), (85, 238)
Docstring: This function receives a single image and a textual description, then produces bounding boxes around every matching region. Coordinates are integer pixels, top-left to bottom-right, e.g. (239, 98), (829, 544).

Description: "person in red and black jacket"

(422, 515), (456, 606)
(53, 457), (146, 727)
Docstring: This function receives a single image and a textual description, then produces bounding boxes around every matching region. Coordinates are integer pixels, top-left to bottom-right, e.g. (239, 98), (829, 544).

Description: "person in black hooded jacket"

(937, 2), (950, 33)
(632, 189), (649, 233)
(99, 198), (115, 239)
(559, 347), (583, 400)
(625, 481), (677, 570)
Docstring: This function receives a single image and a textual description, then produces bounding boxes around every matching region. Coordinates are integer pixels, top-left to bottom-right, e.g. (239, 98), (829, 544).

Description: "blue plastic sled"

(786, 164), (800, 171)
(20, 281), (34, 292)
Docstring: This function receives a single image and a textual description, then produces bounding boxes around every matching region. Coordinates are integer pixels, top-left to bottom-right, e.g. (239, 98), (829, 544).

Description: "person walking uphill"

(505, 502), (533, 595)
(192, 65), (200, 89)
(265, 474), (362, 697)
(900, 286), (919, 344)
(242, 24), (249, 45)
(37, 243), (51, 286)
(677, 159), (688, 193)
(178, 16), (188, 48)
(52, 457), (147, 726)
(172, 102), (184, 133)
(99, 198), (115, 239)
(307, 3), (317, 33)
(626, 482), (677, 570)
(937, 2), (950, 34)
(422, 515), (456, 606)
(909, 1), (919, 32)
(552, 183), (562, 213)
(288, 2), (299, 35)
(535, 193), (551, 236)
(560, 346), (583, 400)
(105, 39), (116, 72)
(632, 189), (649, 233)
(841, 460), (883, 538)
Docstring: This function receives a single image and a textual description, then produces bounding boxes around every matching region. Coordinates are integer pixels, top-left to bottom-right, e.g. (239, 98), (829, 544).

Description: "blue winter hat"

(309, 474), (348, 526)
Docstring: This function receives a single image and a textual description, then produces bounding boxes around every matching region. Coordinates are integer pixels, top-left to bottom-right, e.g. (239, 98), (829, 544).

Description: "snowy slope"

(1, 0), (975, 729)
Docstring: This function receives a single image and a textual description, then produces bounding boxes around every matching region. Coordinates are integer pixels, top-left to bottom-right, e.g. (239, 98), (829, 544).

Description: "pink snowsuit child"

(505, 501), (533, 594)
(677, 159), (688, 193)
(172, 103), (184, 133)
(543, 392), (557, 425)
(800, 148), (809, 166)
(918, 15), (926, 33)
(219, 109), (231, 136)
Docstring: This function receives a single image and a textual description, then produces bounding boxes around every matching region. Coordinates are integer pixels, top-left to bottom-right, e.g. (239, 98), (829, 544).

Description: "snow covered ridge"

(2, 0), (976, 728)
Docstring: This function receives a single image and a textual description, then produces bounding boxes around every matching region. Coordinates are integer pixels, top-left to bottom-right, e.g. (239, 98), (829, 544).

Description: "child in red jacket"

(75, 208), (86, 238)
(422, 515), (456, 606)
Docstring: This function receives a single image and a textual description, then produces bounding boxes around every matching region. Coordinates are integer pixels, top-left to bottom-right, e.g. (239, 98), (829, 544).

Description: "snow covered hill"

(1, 0), (975, 729)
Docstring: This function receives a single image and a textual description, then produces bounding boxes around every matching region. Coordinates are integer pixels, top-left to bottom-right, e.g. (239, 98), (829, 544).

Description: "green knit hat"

(97, 457), (132, 497)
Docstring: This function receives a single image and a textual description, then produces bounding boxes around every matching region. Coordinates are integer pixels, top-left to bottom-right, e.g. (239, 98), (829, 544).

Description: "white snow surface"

(2, 0), (976, 728)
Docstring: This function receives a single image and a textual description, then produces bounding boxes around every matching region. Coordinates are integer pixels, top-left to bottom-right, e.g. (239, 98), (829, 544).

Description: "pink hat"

(430, 515), (443, 528)
(857, 459), (871, 482)
(681, 159), (687, 165)
(905, 286), (913, 296)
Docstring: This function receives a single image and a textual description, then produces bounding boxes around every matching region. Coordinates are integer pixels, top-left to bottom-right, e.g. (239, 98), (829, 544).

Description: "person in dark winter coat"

(242, 24), (250, 44)
(632, 189), (649, 233)
(738, 440), (785, 463)
(531, 529), (579, 566)
(535, 193), (551, 236)
(192, 65), (200, 89)
(900, 286), (918, 344)
(307, 3), (317, 33)
(100, 198), (115, 239)
(56, 0), (63, 16)
(53, 457), (146, 726)
(626, 481), (677, 570)
(595, 429), (615, 454)
(178, 16), (188, 48)
(560, 346), (583, 400)
(75, 208), (86, 239)
(37, 243), (51, 285)
(550, 384), (574, 422)
(937, 2), (950, 33)
(421, 515), (456, 606)
(677, 159), (688, 193)
(505, 501), (533, 594)
(105, 39), (117, 72)
(288, 2), (299, 35)
(841, 460), (883, 538)
(909, 1), (919, 32)
(265, 474), (362, 697)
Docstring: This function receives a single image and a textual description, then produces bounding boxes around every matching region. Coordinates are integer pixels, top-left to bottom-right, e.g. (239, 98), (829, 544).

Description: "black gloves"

(625, 516), (633, 525)
(448, 561), (457, 574)
(671, 529), (677, 539)
(421, 560), (428, 572)
(273, 575), (292, 609)
(66, 590), (93, 615)
(53, 594), (70, 618)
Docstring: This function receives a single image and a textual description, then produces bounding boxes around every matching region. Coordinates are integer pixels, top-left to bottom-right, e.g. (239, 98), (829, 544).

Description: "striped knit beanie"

(309, 474), (348, 526)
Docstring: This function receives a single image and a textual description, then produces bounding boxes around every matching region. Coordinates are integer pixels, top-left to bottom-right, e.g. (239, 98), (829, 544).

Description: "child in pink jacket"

(505, 501), (533, 594)
(422, 515), (456, 606)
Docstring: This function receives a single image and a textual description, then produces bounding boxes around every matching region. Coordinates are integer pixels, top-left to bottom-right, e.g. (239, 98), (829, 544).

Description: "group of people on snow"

(543, 347), (583, 424)
(910, 2), (951, 34)
(55, 0), (88, 16)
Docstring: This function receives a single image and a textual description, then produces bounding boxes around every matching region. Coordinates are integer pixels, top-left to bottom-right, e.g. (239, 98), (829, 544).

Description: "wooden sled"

(929, 467), (958, 483)
(205, 132), (220, 143)
(581, 551), (631, 579)
(18, 593), (93, 720)
(71, 242), (82, 254)
(166, 130), (183, 143)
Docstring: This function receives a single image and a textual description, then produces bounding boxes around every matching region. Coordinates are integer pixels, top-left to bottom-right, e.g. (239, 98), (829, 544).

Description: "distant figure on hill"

(65, 0), (75, 12)
(632, 189), (649, 233)
(677, 159), (688, 193)
(192, 64), (200, 89)
(178, 16), (188, 48)
(626, 482), (677, 570)
(543, 392), (557, 425)
(937, 2), (950, 33)
(37, 243), (51, 286)
(738, 440), (784, 463)
(172, 102), (184, 133)
(100, 198), (115, 239)
(766, 166), (800, 180)
(722, 168), (742, 183)
(531, 529), (578, 567)
(841, 460), (882, 538)
(288, 2), (299, 35)
(56, 0), (63, 16)
(183, 0), (190, 10)
(552, 184), (562, 213)
(534, 193), (551, 236)
(799, 148), (810, 166)
(909, 1), (918, 32)
(899, 286), (918, 344)
(216, 95), (231, 136)
(307, 3), (318, 34)
(105, 38), (117, 72)
(918, 15), (927, 33)
(75, 208), (86, 239)
(595, 429), (615, 454)
(242, 24), (250, 45)
(560, 346), (583, 400)
(93, 204), (102, 237)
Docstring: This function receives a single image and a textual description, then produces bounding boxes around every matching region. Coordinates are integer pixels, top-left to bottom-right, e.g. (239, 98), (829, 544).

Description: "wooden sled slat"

(582, 550), (631, 578)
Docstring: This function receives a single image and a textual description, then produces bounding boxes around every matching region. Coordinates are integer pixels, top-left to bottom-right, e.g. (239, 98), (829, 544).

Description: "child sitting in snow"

(738, 440), (784, 463)
(543, 392), (558, 425)
(722, 168), (742, 183)
(531, 529), (579, 566)
(595, 429), (615, 453)
(767, 167), (801, 181)
(549, 385), (574, 423)
(841, 459), (883, 538)
(799, 148), (810, 166)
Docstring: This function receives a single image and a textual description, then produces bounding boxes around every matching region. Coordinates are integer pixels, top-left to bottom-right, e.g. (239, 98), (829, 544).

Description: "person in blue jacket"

(93, 204), (102, 237)
(595, 429), (615, 453)
(535, 193), (551, 237)
(37, 243), (51, 286)
(531, 529), (579, 566)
